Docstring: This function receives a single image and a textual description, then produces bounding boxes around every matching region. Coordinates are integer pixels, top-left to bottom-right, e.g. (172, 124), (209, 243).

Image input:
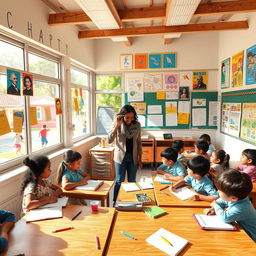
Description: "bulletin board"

(221, 89), (256, 146)
(191, 91), (218, 129)
(125, 92), (190, 129)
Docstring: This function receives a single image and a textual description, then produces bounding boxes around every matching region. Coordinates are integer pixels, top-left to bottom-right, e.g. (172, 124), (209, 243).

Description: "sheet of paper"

(131, 102), (146, 114)
(165, 101), (177, 114)
(147, 115), (163, 127)
(154, 174), (166, 182)
(138, 115), (146, 127)
(138, 182), (154, 190)
(144, 73), (162, 92)
(177, 113), (189, 124)
(209, 101), (218, 126)
(13, 111), (23, 133)
(0, 111), (11, 136)
(39, 198), (68, 209)
(166, 113), (178, 126)
(193, 99), (206, 107)
(178, 101), (190, 113)
(156, 92), (165, 99)
(166, 91), (178, 100)
(26, 207), (63, 222)
(148, 105), (162, 114)
(192, 108), (206, 126)
(171, 187), (196, 200)
(74, 180), (104, 191)
(126, 78), (144, 102)
(29, 107), (38, 125)
(121, 183), (141, 192)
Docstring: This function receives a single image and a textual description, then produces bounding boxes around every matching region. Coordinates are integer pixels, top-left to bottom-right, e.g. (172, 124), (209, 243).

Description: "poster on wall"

(148, 54), (162, 69)
(221, 58), (230, 89)
(179, 87), (189, 100)
(22, 73), (34, 96)
(120, 54), (133, 70)
(7, 69), (21, 96)
(246, 45), (256, 85)
(0, 111), (11, 136)
(240, 103), (256, 143)
(144, 73), (162, 92)
(162, 53), (176, 68)
(126, 78), (144, 102)
(192, 71), (208, 90)
(13, 111), (23, 133)
(163, 73), (179, 91)
(221, 103), (230, 134)
(134, 54), (148, 69)
(131, 102), (146, 114)
(232, 51), (244, 87)
(180, 72), (192, 87)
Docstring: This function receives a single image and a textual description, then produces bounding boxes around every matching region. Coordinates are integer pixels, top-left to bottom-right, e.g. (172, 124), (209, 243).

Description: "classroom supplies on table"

(71, 210), (82, 220)
(161, 181), (173, 184)
(194, 214), (237, 230)
(26, 207), (63, 222)
(154, 174), (166, 182)
(160, 185), (170, 191)
(52, 227), (74, 233)
(96, 236), (100, 249)
(138, 181), (154, 190)
(135, 193), (152, 205)
(144, 206), (167, 218)
(74, 180), (104, 191)
(39, 197), (68, 209)
(146, 228), (188, 256)
(171, 187), (196, 200)
(121, 183), (141, 192)
(115, 201), (143, 211)
(121, 231), (137, 240)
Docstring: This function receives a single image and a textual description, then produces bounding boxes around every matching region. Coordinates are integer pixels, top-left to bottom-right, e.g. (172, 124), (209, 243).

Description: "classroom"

(0, 0), (256, 255)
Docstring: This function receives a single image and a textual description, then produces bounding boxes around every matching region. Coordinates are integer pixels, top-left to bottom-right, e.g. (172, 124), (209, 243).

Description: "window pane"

(0, 40), (24, 70)
(31, 81), (61, 152)
(0, 74), (26, 164)
(28, 53), (59, 78)
(96, 75), (121, 90)
(71, 88), (89, 138)
(71, 69), (88, 86)
(96, 93), (122, 115)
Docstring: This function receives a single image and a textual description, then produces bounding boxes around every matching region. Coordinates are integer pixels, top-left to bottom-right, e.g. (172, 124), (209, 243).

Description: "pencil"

(96, 236), (100, 249)
(71, 210), (82, 221)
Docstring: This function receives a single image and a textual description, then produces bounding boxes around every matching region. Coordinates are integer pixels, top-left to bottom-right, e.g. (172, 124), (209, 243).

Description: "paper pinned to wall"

(144, 73), (162, 92)
(13, 111), (23, 133)
(166, 91), (178, 100)
(209, 101), (218, 126)
(29, 107), (38, 126)
(193, 99), (206, 107)
(165, 101), (177, 114)
(156, 92), (165, 100)
(178, 101), (190, 113)
(131, 102), (146, 114)
(138, 115), (146, 127)
(126, 78), (144, 102)
(147, 115), (163, 127)
(178, 113), (189, 124)
(192, 108), (206, 126)
(0, 111), (11, 136)
(148, 105), (162, 114)
(166, 113), (178, 126)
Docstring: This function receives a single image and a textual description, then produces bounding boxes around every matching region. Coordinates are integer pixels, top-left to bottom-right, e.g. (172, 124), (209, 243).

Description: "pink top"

(238, 165), (256, 182)
(40, 128), (48, 137)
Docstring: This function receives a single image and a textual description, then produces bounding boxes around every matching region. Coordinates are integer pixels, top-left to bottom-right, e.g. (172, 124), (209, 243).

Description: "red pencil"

(96, 236), (100, 250)
(52, 227), (74, 233)
(160, 185), (169, 191)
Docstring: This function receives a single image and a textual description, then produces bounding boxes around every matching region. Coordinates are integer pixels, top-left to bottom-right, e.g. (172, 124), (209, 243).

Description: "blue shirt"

(214, 197), (256, 242)
(207, 143), (216, 155)
(184, 175), (219, 197)
(0, 210), (15, 252)
(62, 168), (85, 183)
(158, 161), (186, 176)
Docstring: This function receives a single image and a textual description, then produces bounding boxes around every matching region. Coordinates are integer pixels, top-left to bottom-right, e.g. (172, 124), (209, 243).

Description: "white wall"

(217, 13), (256, 164)
(0, 0), (95, 69)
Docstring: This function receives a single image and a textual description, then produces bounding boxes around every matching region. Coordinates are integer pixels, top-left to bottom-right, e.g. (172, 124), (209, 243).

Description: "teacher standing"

(107, 105), (142, 202)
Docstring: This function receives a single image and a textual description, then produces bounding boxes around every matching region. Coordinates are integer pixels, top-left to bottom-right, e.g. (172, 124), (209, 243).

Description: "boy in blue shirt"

(205, 169), (256, 242)
(199, 134), (216, 156)
(0, 210), (15, 252)
(157, 147), (186, 181)
(171, 156), (219, 202)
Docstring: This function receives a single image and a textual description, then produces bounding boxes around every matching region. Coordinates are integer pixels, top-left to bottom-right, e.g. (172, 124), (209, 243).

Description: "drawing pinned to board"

(0, 110), (11, 136)
(120, 54), (133, 70)
(179, 87), (189, 100)
(180, 72), (192, 87)
(246, 45), (256, 85)
(162, 53), (176, 68)
(192, 71), (208, 90)
(166, 91), (178, 100)
(144, 73), (162, 92)
(163, 73), (179, 91)
(131, 102), (146, 114)
(127, 78), (144, 102)
(148, 54), (162, 69)
(134, 54), (148, 69)
(221, 58), (230, 89)
(232, 51), (244, 87)
(7, 69), (21, 96)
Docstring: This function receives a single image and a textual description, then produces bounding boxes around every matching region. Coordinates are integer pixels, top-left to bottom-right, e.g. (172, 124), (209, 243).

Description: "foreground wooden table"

(62, 180), (114, 206)
(1, 205), (115, 256)
(106, 207), (256, 256)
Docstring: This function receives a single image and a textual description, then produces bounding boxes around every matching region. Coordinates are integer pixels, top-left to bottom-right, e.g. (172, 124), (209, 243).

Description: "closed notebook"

(121, 183), (141, 192)
(144, 206), (166, 218)
(74, 180), (104, 191)
(146, 228), (188, 256)
(115, 201), (143, 211)
(136, 193), (151, 205)
(194, 214), (237, 230)
(26, 206), (63, 222)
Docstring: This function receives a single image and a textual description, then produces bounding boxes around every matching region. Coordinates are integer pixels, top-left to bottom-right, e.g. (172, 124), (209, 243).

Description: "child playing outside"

(210, 149), (230, 176)
(56, 150), (90, 190)
(39, 124), (49, 147)
(170, 156), (219, 202)
(21, 155), (62, 213)
(205, 170), (256, 242)
(14, 133), (23, 155)
(0, 210), (15, 252)
(199, 134), (216, 156)
(195, 140), (210, 160)
(236, 149), (256, 182)
(157, 147), (186, 181)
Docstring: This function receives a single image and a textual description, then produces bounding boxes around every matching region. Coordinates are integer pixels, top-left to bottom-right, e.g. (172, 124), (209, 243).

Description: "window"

(71, 67), (90, 139)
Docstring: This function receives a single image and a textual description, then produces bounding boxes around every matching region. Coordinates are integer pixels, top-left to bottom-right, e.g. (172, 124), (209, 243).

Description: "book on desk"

(115, 201), (143, 211)
(136, 193), (152, 205)
(74, 180), (104, 191)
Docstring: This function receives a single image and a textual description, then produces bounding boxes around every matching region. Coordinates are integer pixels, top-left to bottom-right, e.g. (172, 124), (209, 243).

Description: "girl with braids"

(21, 155), (62, 213)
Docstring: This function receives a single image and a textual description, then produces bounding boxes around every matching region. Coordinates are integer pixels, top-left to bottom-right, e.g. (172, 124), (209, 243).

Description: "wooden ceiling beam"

(48, 11), (91, 25)
(79, 20), (248, 39)
(105, 0), (124, 28)
(124, 37), (132, 46)
(164, 38), (173, 44)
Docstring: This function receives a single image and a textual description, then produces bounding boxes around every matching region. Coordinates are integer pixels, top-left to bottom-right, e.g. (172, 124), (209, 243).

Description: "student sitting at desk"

(170, 156), (219, 202)
(206, 170), (256, 242)
(199, 134), (216, 156)
(56, 150), (90, 190)
(21, 156), (62, 213)
(157, 147), (186, 181)
(172, 140), (186, 163)
(0, 210), (15, 252)
(210, 149), (230, 176)
(194, 140), (210, 160)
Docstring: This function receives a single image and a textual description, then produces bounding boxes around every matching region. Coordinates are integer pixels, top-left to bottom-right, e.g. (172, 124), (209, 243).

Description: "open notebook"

(39, 197), (68, 209)
(121, 183), (141, 192)
(146, 228), (188, 256)
(154, 174), (166, 183)
(194, 214), (237, 230)
(171, 187), (196, 200)
(26, 207), (63, 222)
(138, 181), (154, 190)
(74, 180), (104, 191)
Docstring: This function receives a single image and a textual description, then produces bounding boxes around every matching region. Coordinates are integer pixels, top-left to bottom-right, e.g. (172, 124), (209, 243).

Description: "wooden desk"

(117, 182), (156, 206)
(141, 138), (154, 167)
(1, 205), (115, 256)
(152, 175), (210, 208)
(249, 182), (256, 208)
(62, 180), (114, 207)
(106, 208), (256, 256)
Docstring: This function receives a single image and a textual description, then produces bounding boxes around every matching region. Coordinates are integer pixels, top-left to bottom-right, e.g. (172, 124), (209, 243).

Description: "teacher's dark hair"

(118, 105), (138, 122)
